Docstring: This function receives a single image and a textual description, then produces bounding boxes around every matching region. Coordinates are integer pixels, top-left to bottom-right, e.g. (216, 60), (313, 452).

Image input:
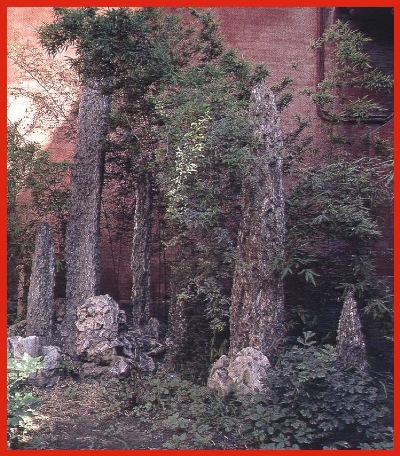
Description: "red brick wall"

(7, 7), (393, 304)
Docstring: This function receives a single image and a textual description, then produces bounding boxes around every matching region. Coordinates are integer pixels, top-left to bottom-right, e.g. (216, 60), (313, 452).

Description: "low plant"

(133, 373), (239, 449)
(7, 352), (43, 448)
(131, 332), (392, 450)
(239, 332), (393, 449)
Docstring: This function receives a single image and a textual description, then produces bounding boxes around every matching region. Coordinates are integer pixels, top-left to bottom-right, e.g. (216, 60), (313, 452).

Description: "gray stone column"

(26, 222), (55, 345)
(62, 82), (111, 355)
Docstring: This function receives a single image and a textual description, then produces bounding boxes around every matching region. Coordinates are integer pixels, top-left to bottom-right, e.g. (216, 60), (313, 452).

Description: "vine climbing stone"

(229, 82), (285, 362)
(208, 82), (284, 397)
(26, 222), (55, 345)
(131, 170), (152, 329)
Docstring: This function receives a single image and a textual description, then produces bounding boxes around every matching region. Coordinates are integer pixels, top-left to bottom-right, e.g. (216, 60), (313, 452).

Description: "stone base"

(207, 347), (270, 398)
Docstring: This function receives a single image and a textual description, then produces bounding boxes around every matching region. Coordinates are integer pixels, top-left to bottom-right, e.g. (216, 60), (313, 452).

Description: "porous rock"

(7, 336), (63, 387)
(208, 347), (270, 398)
(29, 346), (63, 387)
(8, 335), (42, 360)
(75, 295), (120, 365)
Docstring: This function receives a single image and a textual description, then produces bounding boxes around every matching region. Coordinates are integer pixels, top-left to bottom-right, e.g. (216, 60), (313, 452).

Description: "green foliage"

(7, 123), (70, 309)
(7, 39), (79, 138)
(284, 20), (393, 350)
(133, 374), (239, 449)
(155, 43), (268, 373)
(310, 20), (392, 123)
(131, 341), (392, 450)
(7, 352), (43, 448)
(238, 334), (393, 449)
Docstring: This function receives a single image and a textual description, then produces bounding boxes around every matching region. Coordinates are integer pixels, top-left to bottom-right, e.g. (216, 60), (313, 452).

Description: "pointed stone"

(337, 292), (368, 371)
(26, 222), (55, 345)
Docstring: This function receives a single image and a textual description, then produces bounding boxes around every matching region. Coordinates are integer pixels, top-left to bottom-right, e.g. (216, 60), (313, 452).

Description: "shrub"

(133, 373), (240, 449)
(7, 352), (43, 448)
(239, 333), (393, 449)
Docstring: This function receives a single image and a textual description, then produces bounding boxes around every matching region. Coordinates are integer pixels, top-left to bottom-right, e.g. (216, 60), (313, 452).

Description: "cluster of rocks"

(7, 222), (167, 386)
(9, 220), (369, 394)
(8, 293), (168, 386)
(75, 295), (166, 380)
(7, 335), (63, 387)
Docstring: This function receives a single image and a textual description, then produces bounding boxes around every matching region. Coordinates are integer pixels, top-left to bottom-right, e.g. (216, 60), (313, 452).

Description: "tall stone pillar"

(229, 83), (285, 362)
(26, 222), (55, 345)
(131, 170), (152, 329)
(62, 83), (111, 354)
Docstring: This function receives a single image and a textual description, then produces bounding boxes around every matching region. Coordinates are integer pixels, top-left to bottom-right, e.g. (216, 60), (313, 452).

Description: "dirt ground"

(23, 378), (173, 450)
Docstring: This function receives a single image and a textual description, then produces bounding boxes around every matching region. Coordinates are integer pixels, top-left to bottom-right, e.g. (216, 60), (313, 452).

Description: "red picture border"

(2, 1), (397, 455)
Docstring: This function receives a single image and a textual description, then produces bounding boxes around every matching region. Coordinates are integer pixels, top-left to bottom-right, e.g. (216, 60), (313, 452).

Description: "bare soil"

(22, 378), (174, 450)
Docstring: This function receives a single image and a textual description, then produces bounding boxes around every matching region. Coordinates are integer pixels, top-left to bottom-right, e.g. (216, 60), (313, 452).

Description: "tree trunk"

(131, 170), (152, 328)
(229, 83), (285, 362)
(26, 222), (55, 345)
(62, 83), (111, 354)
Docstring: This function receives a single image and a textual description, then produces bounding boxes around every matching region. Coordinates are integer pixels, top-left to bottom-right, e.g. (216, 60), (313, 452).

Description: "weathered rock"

(54, 298), (66, 323)
(7, 336), (63, 387)
(229, 83), (285, 362)
(207, 355), (233, 398)
(208, 347), (271, 398)
(29, 346), (63, 387)
(80, 357), (134, 379)
(118, 309), (127, 327)
(8, 335), (42, 360)
(145, 317), (160, 339)
(26, 222), (55, 345)
(228, 347), (271, 395)
(337, 292), (368, 371)
(110, 356), (132, 378)
(63, 82), (111, 355)
(80, 362), (109, 379)
(75, 295), (120, 365)
(7, 320), (27, 338)
(139, 353), (156, 375)
(147, 343), (167, 357)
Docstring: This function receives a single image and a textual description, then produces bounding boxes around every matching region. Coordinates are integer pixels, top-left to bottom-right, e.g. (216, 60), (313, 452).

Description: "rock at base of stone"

(29, 346), (63, 387)
(207, 347), (270, 398)
(7, 336), (64, 387)
(80, 356), (134, 379)
(139, 353), (157, 375)
(8, 335), (42, 360)
(75, 295), (120, 365)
